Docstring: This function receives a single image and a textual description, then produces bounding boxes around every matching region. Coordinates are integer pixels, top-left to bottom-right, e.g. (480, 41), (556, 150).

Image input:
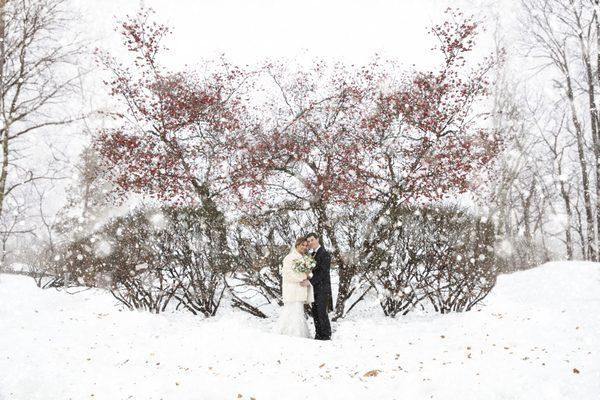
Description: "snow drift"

(0, 261), (598, 400)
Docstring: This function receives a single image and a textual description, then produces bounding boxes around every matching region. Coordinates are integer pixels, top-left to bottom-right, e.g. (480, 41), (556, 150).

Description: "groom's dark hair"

(306, 232), (320, 242)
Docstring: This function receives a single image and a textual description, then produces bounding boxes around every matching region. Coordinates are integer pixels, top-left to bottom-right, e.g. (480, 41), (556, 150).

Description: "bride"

(274, 236), (315, 338)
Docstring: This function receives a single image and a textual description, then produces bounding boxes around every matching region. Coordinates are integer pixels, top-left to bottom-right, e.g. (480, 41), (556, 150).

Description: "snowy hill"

(0, 261), (599, 400)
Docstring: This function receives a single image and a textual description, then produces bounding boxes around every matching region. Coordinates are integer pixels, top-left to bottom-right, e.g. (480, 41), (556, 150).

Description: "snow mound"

(0, 261), (599, 400)
(486, 261), (600, 311)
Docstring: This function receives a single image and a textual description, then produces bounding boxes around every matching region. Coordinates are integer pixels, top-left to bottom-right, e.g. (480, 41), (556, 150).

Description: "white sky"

(73, 0), (512, 70)
(35, 0), (519, 220)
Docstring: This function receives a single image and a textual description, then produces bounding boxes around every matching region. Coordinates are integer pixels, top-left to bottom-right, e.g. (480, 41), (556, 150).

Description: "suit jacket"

(309, 246), (333, 312)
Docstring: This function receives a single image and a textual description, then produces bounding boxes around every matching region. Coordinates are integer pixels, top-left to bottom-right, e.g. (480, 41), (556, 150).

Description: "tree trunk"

(560, 184), (574, 260)
(0, 0), (7, 222)
(574, 202), (586, 259)
(557, 155), (574, 259)
(595, 0), (600, 85)
(575, 13), (600, 260)
(564, 57), (596, 260)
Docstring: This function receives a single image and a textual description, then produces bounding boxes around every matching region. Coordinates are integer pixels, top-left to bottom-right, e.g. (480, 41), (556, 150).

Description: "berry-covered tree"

(93, 7), (248, 262)
(234, 9), (502, 319)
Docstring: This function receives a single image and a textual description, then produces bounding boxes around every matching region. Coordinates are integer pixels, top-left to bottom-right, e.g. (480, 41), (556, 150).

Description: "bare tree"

(534, 107), (577, 259)
(0, 0), (85, 265)
(520, 0), (600, 260)
(486, 71), (551, 269)
(0, 192), (32, 265)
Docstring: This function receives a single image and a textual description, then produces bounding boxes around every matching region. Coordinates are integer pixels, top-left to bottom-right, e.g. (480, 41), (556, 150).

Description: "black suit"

(309, 246), (332, 340)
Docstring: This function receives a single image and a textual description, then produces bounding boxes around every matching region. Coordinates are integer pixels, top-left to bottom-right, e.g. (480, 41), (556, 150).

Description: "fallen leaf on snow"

(363, 369), (381, 377)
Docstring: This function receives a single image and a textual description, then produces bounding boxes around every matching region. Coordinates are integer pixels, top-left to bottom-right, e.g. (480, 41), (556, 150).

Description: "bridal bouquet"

(293, 255), (316, 277)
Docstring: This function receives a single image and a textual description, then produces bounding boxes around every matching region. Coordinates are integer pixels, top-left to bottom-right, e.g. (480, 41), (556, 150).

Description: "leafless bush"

(372, 205), (500, 316)
(368, 208), (431, 317)
(44, 205), (231, 316)
(102, 206), (231, 315)
(157, 206), (231, 316)
(228, 210), (308, 318)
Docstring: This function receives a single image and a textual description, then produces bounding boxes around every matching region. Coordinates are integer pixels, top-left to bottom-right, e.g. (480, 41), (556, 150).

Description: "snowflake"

(149, 212), (168, 230)
(135, 263), (148, 271)
(496, 239), (513, 258)
(94, 240), (113, 258)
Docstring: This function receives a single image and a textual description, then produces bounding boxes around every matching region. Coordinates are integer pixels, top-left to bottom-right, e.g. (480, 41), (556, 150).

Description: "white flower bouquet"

(292, 255), (316, 278)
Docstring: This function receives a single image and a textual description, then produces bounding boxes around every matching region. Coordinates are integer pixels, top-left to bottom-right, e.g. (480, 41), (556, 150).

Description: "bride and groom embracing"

(274, 232), (333, 340)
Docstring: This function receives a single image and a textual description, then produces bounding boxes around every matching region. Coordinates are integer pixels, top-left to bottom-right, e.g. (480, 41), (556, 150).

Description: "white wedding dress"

(273, 247), (314, 338)
(274, 301), (310, 338)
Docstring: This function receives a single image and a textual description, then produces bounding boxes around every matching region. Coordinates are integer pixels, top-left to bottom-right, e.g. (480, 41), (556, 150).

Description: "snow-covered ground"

(1, 261), (599, 400)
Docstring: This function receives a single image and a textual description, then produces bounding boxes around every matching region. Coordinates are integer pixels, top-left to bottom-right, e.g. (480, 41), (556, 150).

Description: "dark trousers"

(312, 291), (331, 340)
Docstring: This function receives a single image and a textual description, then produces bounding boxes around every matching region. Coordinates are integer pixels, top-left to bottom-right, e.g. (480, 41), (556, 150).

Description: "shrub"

(373, 204), (499, 316)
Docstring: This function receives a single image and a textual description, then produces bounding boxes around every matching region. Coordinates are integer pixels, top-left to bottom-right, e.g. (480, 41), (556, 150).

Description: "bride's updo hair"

(294, 236), (307, 248)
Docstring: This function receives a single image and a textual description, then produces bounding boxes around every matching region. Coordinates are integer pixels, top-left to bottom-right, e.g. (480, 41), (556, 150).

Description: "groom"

(301, 232), (332, 340)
